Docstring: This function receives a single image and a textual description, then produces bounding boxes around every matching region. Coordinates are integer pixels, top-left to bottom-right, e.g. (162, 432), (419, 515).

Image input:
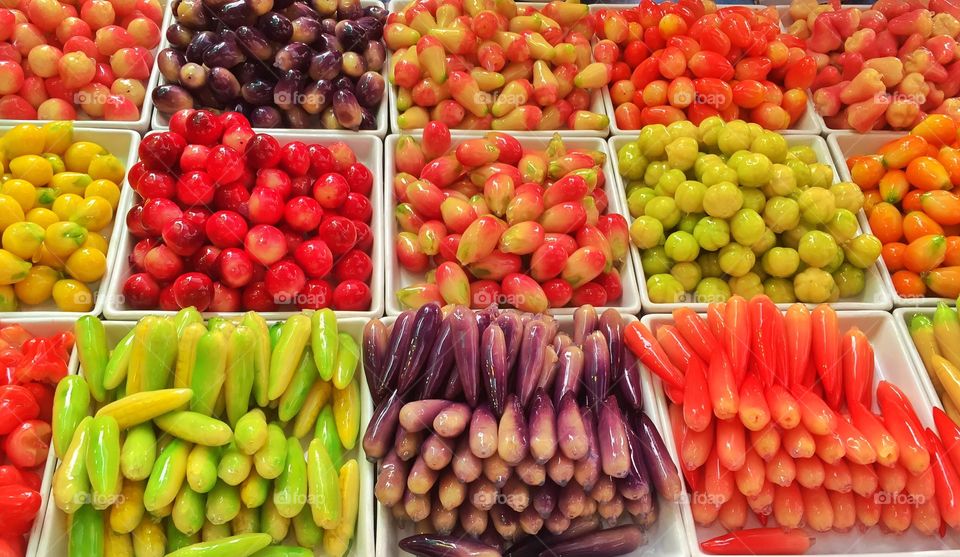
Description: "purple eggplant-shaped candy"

(333, 89), (363, 129)
(507, 514), (600, 557)
(572, 305), (598, 345)
(557, 392), (587, 460)
(433, 403), (471, 438)
(453, 436), (483, 484)
(481, 324), (507, 416)
(553, 346), (583, 407)
(451, 306), (480, 406)
(362, 318), (388, 404)
(491, 504), (520, 542)
(598, 396), (631, 478)
(397, 302), (442, 394)
(374, 449), (408, 507)
(583, 331), (610, 409)
(517, 320), (548, 409)
(537, 347), (558, 393)
(598, 309), (623, 380)
(379, 310), (414, 399)
(469, 404), (498, 459)
(398, 400), (450, 432)
(623, 423), (651, 501)
(394, 426), (423, 462)
(532, 482), (557, 518)
(443, 363), (463, 400)
(537, 524), (645, 557)
(362, 390), (402, 461)
(528, 388), (557, 464)
(498, 394), (528, 465)
(495, 311), (523, 377)
(399, 535), (500, 557)
(634, 411), (682, 501)
(552, 332), (572, 354)
(574, 408), (601, 492)
(619, 348), (643, 411)
(419, 316), (456, 399)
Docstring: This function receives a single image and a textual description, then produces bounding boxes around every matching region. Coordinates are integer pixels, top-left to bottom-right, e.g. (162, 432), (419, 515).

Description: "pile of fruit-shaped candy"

(52, 309), (362, 556)
(385, 0), (611, 131)
(0, 0), (162, 120)
(788, 0), (960, 131)
(0, 323), (74, 556)
(121, 109), (374, 313)
(393, 122), (630, 311)
(596, 1), (814, 131)
(0, 123), (122, 312)
(620, 118), (881, 304)
(153, 0), (387, 130)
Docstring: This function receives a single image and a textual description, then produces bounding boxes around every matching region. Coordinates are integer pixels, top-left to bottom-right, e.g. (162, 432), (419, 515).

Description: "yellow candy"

(85, 179), (121, 209)
(1, 179), (36, 212)
(9, 155), (53, 186)
(52, 193), (83, 220)
(35, 244), (66, 271)
(88, 154), (125, 184)
(0, 285), (16, 311)
(82, 232), (109, 253)
(3, 124), (45, 159)
(42, 121), (73, 155)
(51, 172), (92, 196)
(66, 246), (106, 282)
(52, 279), (93, 311)
(64, 141), (107, 173)
(14, 265), (59, 305)
(45, 221), (87, 258)
(35, 187), (57, 208)
(0, 249), (31, 285)
(71, 196), (113, 231)
(0, 194), (25, 233)
(42, 153), (66, 174)
(26, 207), (59, 228)
(2, 221), (45, 260)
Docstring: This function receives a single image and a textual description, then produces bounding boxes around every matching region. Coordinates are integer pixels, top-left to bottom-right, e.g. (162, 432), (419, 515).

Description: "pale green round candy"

(675, 180), (707, 214)
(798, 230), (839, 268)
(750, 228), (777, 257)
(763, 196), (800, 233)
(764, 277), (796, 303)
(657, 168), (687, 196)
(641, 246), (673, 276)
(719, 243), (756, 277)
(788, 145), (817, 164)
(630, 215), (664, 249)
(767, 163), (797, 196)
(794, 267), (835, 303)
(844, 234), (882, 269)
(644, 161), (670, 187)
(693, 216), (731, 251)
(695, 277), (731, 303)
(671, 261), (703, 291)
(698, 116), (725, 149)
(664, 231), (700, 262)
(827, 209), (859, 243)
(831, 182), (865, 212)
(638, 124), (670, 159)
(647, 274), (686, 303)
(736, 153), (773, 188)
(762, 247), (801, 278)
(833, 263), (866, 298)
(798, 187), (836, 225)
(645, 196), (682, 229)
(703, 182), (743, 219)
(751, 132), (788, 163)
(730, 208), (766, 246)
(698, 251), (723, 278)
(627, 186), (656, 217)
(741, 188), (766, 214)
(717, 121), (752, 155)
(729, 272), (764, 299)
(701, 164), (739, 187)
(667, 120), (699, 141)
(665, 137), (699, 171)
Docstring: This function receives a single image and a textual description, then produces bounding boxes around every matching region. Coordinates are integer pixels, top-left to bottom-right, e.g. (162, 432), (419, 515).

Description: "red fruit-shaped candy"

(469, 280), (500, 308)
(456, 138), (500, 167)
(542, 278), (573, 308)
(222, 124), (254, 153)
(180, 144), (210, 171)
(439, 198), (477, 233)
(353, 220), (373, 253)
(123, 273), (160, 308)
(420, 155), (463, 188)
(571, 282), (608, 306)
(140, 198), (182, 234)
(543, 175), (589, 208)
(219, 248), (255, 288)
(539, 201), (587, 234)
(327, 142), (356, 172)
(313, 173), (350, 209)
(255, 169), (292, 199)
(280, 141), (310, 176)
(530, 243), (569, 282)
(284, 196), (323, 232)
(457, 215), (507, 265)
(468, 250), (522, 281)
(499, 221), (545, 255)
(294, 238), (334, 278)
(245, 224), (288, 266)
(135, 171), (175, 199)
(248, 187), (285, 225)
(406, 180), (444, 220)
(688, 51), (734, 80)
(209, 283), (241, 312)
(562, 246), (606, 288)
(435, 261), (470, 305)
(333, 249), (372, 283)
(396, 232), (430, 272)
(171, 272), (213, 311)
(422, 121), (451, 159)
(318, 216), (356, 256)
(501, 273), (548, 313)
(298, 279), (333, 309)
(184, 109), (222, 145)
(175, 171), (214, 206)
(139, 131), (185, 170)
(188, 245), (221, 280)
(246, 133), (282, 168)
(340, 192), (372, 223)
(344, 163), (373, 196)
(596, 214), (629, 264)
(208, 145), (244, 185)
(265, 260), (307, 304)
(242, 281), (277, 312)
(332, 280), (371, 311)
(161, 218), (204, 257)
(205, 210), (248, 248)
(596, 269), (623, 301)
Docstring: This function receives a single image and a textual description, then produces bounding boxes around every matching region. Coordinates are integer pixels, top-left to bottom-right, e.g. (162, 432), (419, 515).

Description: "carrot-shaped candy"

(811, 305), (842, 408)
(674, 307), (720, 366)
(624, 322), (683, 391)
(876, 461), (908, 495)
(764, 384), (800, 430)
(855, 493), (881, 528)
(700, 528), (812, 555)
(656, 325), (702, 371)
(813, 431), (846, 465)
(829, 491), (856, 533)
(707, 302), (726, 348)
(772, 484), (804, 529)
(747, 481), (774, 517)
(848, 462), (878, 498)
(734, 450), (765, 498)
(934, 406), (960, 473)
(925, 427), (960, 528)
(749, 296), (780, 387)
(704, 448), (734, 506)
(683, 358), (712, 433)
(718, 491), (748, 532)
(792, 387), (838, 436)
(716, 418), (746, 472)
(841, 327), (874, 409)
(880, 500), (912, 533)
(834, 413), (877, 465)
(723, 296), (750, 386)
(822, 459), (852, 493)
(906, 465), (935, 502)
(738, 375), (770, 432)
(782, 422), (815, 459)
(912, 495), (941, 536)
(708, 352), (739, 420)
(784, 303), (811, 388)
(795, 456), (825, 489)
(801, 486), (834, 532)
(750, 422), (781, 462)
(682, 419), (714, 472)
(765, 448), (796, 487)
(848, 400), (900, 467)
(876, 381), (925, 433)
(692, 491), (720, 527)
(877, 383), (930, 475)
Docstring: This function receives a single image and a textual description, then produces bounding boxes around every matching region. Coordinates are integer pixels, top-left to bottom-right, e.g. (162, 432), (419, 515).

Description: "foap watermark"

(670, 90), (728, 109)
(470, 490), (525, 509)
(878, 91), (927, 105)
(679, 491), (727, 507)
(874, 491), (926, 505)
(472, 289), (526, 308)
(71, 491), (127, 507)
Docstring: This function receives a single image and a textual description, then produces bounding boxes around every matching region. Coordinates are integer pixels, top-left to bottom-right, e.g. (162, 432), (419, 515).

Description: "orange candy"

(867, 202), (903, 244)
(881, 135), (929, 169)
(879, 170), (909, 204)
(920, 191), (960, 225)
(903, 211), (945, 243)
(863, 190), (883, 215)
(848, 156), (884, 190)
(905, 156), (952, 191)
(924, 266), (960, 298)
(892, 270), (926, 297)
(881, 242), (907, 271)
(903, 234), (947, 273)
(945, 236), (960, 266)
(902, 190), (924, 213)
(911, 114), (957, 147)
(937, 147), (960, 187)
